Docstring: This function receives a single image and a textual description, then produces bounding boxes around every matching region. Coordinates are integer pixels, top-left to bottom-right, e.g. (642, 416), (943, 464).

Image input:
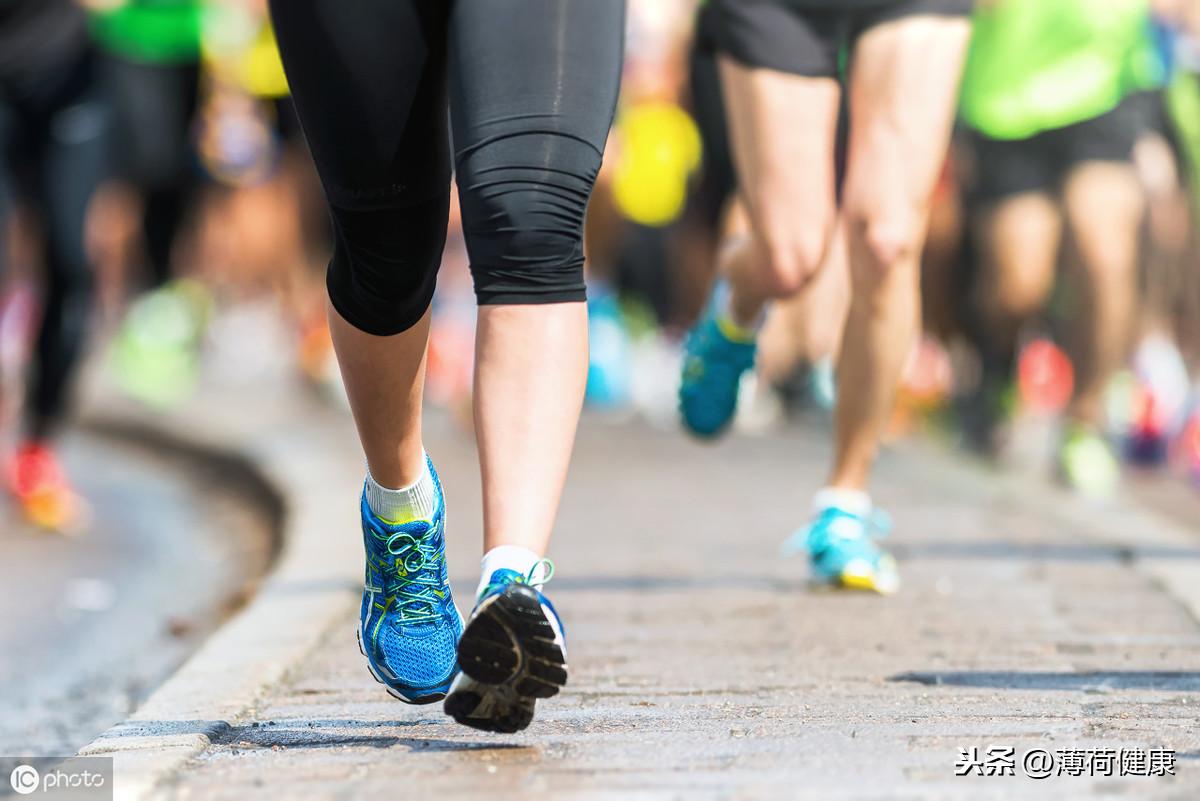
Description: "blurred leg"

(831, 13), (969, 489)
(1062, 161), (1144, 425)
(718, 57), (840, 325)
(757, 220), (849, 383)
(972, 192), (1062, 358)
(26, 63), (108, 441)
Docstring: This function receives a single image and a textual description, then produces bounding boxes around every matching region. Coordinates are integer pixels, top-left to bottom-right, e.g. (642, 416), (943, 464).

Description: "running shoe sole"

(815, 556), (900, 595)
(444, 583), (567, 733)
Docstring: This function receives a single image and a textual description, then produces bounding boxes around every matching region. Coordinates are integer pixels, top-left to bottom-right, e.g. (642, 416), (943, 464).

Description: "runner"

(679, 0), (972, 593)
(268, 0), (625, 732)
(89, 0), (204, 289)
(1, 0), (109, 529)
(960, 0), (1152, 495)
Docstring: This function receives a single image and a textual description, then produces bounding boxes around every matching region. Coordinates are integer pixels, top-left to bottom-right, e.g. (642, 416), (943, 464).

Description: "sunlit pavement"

(133, 411), (1200, 801)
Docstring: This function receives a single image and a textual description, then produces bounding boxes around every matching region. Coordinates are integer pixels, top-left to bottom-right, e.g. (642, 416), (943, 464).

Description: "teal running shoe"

(679, 288), (757, 438)
(356, 459), (463, 704)
(782, 505), (899, 594)
(444, 562), (567, 733)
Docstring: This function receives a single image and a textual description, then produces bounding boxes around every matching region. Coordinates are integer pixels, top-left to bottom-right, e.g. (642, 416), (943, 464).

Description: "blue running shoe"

(782, 505), (899, 594)
(356, 459), (463, 704)
(444, 562), (567, 733)
(679, 287), (757, 438)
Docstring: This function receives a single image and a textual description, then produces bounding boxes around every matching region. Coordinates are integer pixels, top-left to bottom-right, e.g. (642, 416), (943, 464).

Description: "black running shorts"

(711, 0), (974, 78)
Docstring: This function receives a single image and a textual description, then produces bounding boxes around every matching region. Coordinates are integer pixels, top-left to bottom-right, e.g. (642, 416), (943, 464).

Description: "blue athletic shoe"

(444, 563), (567, 733)
(356, 459), (463, 704)
(679, 288), (757, 438)
(782, 505), (900, 594)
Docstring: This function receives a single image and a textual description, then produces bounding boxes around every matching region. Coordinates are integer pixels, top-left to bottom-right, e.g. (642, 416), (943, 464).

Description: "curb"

(74, 386), (362, 801)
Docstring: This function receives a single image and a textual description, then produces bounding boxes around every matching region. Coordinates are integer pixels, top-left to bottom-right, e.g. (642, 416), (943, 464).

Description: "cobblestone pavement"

(156, 417), (1200, 800)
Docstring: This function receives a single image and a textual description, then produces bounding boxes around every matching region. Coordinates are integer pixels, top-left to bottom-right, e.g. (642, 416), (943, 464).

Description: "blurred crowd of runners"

(3, 0), (1200, 530)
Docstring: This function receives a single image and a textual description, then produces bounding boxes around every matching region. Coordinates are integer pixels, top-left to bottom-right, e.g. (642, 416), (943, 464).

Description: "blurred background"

(3, 0), (1200, 759)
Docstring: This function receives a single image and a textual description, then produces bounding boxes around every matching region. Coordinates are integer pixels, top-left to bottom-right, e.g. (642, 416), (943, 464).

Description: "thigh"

(974, 191), (1063, 298)
(717, 56), (840, 250)
(269, 0), (452, 209)
(843, 13), (971, 223)
(447, 0), (624, 254)
(448, 0), (624, 176)
(40, 67), (111, 272)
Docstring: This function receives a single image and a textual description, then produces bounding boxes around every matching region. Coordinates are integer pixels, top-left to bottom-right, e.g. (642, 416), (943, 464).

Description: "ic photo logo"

(9, 764), (39, 795)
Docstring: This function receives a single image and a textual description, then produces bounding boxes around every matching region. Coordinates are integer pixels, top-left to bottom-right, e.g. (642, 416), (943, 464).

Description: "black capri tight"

(269, 0), (625, 336)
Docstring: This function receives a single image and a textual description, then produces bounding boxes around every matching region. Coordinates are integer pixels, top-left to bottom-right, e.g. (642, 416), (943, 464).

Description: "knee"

(846, 203), (923, 283)
(459, 164), (593, 306)
(992, 266), (1052, 319)
(754, 227), (830, 298)
(326, 193), (450, 336)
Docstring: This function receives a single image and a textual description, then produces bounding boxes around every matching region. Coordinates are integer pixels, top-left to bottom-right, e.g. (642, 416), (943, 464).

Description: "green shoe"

(1058, 423), (1120, 497)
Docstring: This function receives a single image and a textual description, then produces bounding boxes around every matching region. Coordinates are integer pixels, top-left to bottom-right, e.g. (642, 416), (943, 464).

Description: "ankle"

(477, 545), (543, 599)
(364, 453), (436, 523)
(813, 486), (872, 516)
(716, 284), (764, 342)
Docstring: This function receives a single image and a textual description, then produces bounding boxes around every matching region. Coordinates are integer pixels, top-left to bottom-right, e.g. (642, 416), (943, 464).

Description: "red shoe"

(7, 442), (81, 532)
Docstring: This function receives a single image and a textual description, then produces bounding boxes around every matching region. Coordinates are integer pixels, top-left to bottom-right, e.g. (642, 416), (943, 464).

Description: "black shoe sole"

(444, 584), (567, 732)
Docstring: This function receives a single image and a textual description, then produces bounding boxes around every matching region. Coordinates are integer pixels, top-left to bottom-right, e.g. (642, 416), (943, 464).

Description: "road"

(0, 432), (274, 757)
(150, 415), (1200, 800)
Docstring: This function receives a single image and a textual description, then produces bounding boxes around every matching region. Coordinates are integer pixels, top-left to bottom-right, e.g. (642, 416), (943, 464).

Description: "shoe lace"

(780, 507), (892, 557)
(370, 520), (447, 626)
(482, 559), (556, 597)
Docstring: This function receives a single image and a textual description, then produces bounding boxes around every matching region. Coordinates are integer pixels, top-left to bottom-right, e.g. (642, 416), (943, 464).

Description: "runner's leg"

(444, 0), (625, 733)
(270, 0), (451, 490)
(27, 61), (108, 443)
(678, 1), (841, 439)
(1062, 161), (1143, 426)
(719, 62), (840, 326)
(830, 12), (970, 489)
(270, 0), (462, 705)
(973, 192), (1062, 361)
(451, 0), (625, 558)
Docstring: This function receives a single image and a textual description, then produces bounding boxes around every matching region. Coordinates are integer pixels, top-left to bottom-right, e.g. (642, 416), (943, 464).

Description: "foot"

(6, 442), (83, 532)
(783, 504), (899, 594)
(678, 289), (757, 438)
(111, 280), (210, 408)
(357, 459), (462, 704)
(444, 563), (567, 733)
(1057, 422), (1119, 498)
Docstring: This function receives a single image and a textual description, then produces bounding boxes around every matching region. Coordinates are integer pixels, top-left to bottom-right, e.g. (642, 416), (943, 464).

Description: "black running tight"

(269, 0), (626, 336)
(0, 50), (109, 440)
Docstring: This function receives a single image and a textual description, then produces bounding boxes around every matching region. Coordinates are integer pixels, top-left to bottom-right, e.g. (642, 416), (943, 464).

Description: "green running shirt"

(960, 0), (1153, 140)
(90, 0), (204, 65)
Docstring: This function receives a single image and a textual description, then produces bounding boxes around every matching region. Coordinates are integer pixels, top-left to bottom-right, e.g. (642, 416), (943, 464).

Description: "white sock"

(812, 486), (872, 517)
(476, 545), (542, 599)
(364, 454), (437, 523)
